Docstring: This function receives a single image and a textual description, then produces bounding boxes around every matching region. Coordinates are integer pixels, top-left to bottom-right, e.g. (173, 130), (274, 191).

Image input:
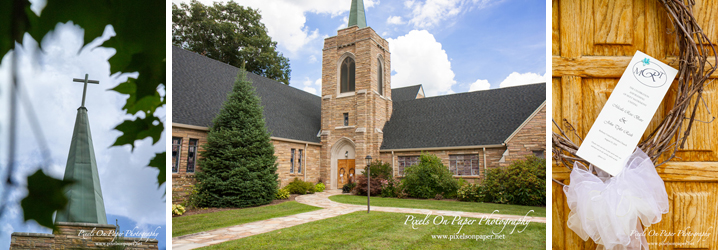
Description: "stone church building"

(172, 0), (545, 203)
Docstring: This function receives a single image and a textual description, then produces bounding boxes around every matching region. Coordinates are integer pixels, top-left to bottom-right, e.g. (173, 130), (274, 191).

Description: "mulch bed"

(174, 194), (300, 217)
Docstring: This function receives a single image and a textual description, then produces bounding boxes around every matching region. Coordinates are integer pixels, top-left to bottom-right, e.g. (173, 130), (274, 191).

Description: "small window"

(533, 150), (545, 159)
(172, 137), (182, 173)
(377, 59), (383, 95)
(187, 139), (198, 173)
(290, 149), (295, 173)
(449, 155), (480, 176)
(343, 113), (349, 126)
(298, 149), (303, 174)
(340, 57), (355, 93)
(397, 156), (420, 176)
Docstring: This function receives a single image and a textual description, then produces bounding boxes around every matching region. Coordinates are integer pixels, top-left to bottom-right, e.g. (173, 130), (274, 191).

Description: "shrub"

(355, 175), (383, 196)
(483, 155), (545, 206)
(286, 178), (315, 194)
(195, 70), (278, 208)
(315, 182), (325, 192)
(172, 204), (186, 216)
(363, 160), (392, 180)
(401, 153), (459, 199)
(457, 183), (485, 202)
(276, 188), (290, 199)
(182, 184), (201, 209)
(307, 183), (316, 194)
(434, 193), (443, 200)
(342, 182), (356, 193)
(380, 178), (401, 198)
(457, 178), (469, 188)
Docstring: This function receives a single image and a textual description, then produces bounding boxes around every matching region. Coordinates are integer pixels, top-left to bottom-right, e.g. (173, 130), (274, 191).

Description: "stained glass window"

(449, 155), (480, 176)
(340, 57), (355, 93)
(298, 149), (303, 174)
(172, 137), (182, 173)
(187, 139), (198, 173)
(290, 149), (295, 173)
(397, 156), (420, 176)
(377, 59), (383, 95)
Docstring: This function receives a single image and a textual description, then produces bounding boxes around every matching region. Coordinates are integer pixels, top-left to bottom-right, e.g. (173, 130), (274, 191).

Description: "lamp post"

(365, 155), (372, 213)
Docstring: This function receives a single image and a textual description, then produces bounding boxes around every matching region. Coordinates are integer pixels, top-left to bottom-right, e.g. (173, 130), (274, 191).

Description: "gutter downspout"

(483, 147), (487, 181)
(391, 151), (395, 177)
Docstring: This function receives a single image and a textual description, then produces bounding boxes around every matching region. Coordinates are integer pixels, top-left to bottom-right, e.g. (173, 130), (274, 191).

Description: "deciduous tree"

(173, 0), (291, 84)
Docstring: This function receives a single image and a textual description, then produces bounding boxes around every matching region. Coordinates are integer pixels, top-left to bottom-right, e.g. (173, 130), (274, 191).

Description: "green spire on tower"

(54, 74), (107, 224)
(348, 0), (367, 29)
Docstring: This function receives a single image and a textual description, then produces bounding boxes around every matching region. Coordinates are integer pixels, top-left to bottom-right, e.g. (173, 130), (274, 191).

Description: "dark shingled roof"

(381, 83), (546, 150)
(172, 46), (322, 143)
(391, 85), (422, 102)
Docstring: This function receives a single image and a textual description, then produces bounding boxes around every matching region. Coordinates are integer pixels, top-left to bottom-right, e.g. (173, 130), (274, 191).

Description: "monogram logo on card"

(632, 59), (667, 88)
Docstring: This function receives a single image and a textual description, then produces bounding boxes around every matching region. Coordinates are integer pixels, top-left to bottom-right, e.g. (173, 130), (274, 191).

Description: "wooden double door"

(338, 159), (355, 188)
(552, 0), (717, 249)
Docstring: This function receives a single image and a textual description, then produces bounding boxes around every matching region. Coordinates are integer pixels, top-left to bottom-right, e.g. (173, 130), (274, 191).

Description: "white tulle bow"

(564, 148), (669, 250)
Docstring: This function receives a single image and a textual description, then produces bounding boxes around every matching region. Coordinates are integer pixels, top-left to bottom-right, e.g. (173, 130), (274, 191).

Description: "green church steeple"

(55, 75), (107, 224)
(348, 0), (367, 29)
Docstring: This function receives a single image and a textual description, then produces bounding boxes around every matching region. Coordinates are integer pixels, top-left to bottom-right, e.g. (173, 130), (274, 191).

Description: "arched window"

(340, 57), (355, 93)
(377, 58), (383, 95)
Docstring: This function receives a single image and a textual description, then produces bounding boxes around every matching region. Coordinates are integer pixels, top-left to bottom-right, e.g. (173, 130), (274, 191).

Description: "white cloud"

(388, 30), (456, 96)
(406, 0), (499, 28)
(308, 55), (317, 63)
(468, 79), (490, 91)
(404, 0), (415, 8)
(338, 16), (350, 30)
(387, 16), (404, 25)
(365, 0), (380, 8)
(300, 77), (321, 95)
(178, 0), (379, 56)
(499, 72), (546, 88)
(302, 86), (318, 95)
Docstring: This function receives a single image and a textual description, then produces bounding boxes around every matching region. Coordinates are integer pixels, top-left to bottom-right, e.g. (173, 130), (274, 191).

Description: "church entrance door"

(337, 159), (355, 188)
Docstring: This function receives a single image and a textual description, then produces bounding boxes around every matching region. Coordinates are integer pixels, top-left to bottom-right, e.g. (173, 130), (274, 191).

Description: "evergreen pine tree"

(195, 69), (278, 207)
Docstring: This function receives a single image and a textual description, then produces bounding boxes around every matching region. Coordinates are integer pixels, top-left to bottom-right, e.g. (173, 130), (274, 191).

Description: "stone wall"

(378, 147), (506, 184)
(271, 139), (321, 187)
(10, 222), (158, 249)
(319, 25), (392, 189)
(171, 126), (208, 205)
(171, 125), (322, 204)
(502, 105), (546, 166)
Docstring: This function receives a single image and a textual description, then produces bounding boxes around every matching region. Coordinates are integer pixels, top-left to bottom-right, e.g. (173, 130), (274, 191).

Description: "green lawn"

(329, 195), (545, 217)
(173, 201), (322, 237)
(201, 211), (545, 249)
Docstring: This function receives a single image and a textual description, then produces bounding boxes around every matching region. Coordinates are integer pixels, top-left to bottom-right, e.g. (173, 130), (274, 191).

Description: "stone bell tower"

(319, 0), (392, 189)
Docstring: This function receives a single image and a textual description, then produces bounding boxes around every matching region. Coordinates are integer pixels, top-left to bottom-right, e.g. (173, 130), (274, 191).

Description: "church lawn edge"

(328, 195), (546, 217)
(172, 201), (322, 237)
(199, 211), (546, 250)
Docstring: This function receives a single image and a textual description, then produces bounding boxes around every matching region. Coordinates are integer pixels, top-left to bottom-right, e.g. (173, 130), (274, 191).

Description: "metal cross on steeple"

(72, 74), (99, 108)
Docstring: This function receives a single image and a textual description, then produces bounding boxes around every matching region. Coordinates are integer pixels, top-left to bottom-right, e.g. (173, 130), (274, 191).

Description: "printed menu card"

(576, 51), (678, 176)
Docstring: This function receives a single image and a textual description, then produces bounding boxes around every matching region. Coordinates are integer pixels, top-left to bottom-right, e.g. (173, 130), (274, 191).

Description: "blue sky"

(174, 0), (546, 96)
(0, 2), (166, 249)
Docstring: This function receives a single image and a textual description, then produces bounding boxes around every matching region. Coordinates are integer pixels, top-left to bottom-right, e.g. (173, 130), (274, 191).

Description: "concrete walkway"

(172, 189), (546, 250)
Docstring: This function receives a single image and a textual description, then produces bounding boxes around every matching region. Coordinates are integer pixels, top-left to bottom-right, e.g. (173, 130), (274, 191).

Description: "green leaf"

(21, 170), (73, 230)
(112, 116), (164, 150)
(0, 0), (36, 57)
(148, 152), (166, 188)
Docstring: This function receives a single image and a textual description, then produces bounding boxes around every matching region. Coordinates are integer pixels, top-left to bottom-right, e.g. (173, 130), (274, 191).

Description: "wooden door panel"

(338, 160), (347, 187)
(694, 0), (717, 45)
(593, 0), (634, 45)
(553, 0), (717, 249)
(675, 80), (718, 161)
